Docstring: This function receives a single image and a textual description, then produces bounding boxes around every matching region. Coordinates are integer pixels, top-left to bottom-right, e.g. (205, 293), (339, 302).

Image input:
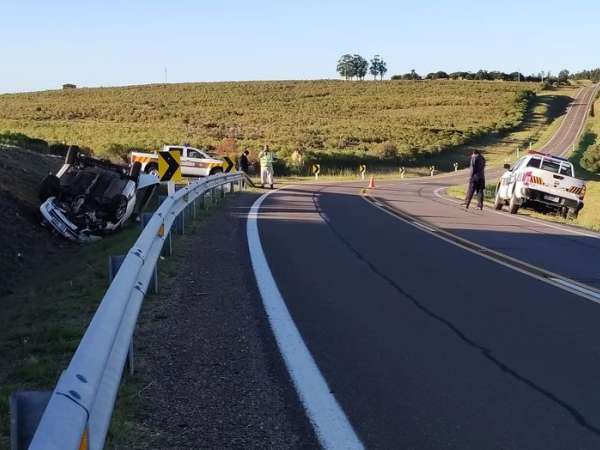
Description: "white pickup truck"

(130, 145), (225, 177)
(494, 152), (585, 218)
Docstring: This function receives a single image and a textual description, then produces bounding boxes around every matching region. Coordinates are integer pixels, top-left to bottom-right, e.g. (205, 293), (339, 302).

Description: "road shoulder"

(109, 191), (317, 449)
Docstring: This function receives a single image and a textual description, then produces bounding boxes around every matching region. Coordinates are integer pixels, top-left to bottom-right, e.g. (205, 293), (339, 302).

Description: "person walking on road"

(465, 149), (486, 210)
(239, 149), (250, 174)
(259, 145), (275, 189)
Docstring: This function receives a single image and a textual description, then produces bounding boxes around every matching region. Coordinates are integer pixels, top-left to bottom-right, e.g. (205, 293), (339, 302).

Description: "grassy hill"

(0, 80), (536, 171)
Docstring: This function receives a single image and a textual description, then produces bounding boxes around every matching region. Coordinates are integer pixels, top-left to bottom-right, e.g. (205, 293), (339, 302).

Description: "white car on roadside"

(494, 151), (585, 218)
(130, 145), (225, 177)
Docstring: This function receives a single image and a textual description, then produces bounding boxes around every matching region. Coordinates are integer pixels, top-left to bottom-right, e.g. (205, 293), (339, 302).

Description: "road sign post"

(453, 162), (459, 172)
(400, 167), (406, 179)
(158, 150), (182, 198)
(312, 164), (321, 180)
(359, 164), (367, 180)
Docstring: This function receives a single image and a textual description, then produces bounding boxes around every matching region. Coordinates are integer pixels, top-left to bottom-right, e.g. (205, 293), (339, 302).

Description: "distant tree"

(426, 71), (448, 80)
(337, 54), (355, 80)
(475, 70), (490, 80)
(369, 55), (382, 80)
(352, 54), (369, 80)
(558, 69), (570, 84)
(571, 68), (600, 82)
(378, 59), (388, 80)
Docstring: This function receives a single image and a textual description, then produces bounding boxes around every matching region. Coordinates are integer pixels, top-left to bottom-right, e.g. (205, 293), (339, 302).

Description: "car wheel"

(493, 185), (503, 210)
(145, 163), (159, 177)
(110, 194), (129, 223)
(39, 175), (60, 201)
(509, 191), (519, 214)
(210, 167), (223, 176)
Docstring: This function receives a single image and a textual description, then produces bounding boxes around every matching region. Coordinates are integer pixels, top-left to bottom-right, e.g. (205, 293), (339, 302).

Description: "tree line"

(336, 54), (388, 80)
(390, 69), (572, 83)
(570, 68), (600, 82)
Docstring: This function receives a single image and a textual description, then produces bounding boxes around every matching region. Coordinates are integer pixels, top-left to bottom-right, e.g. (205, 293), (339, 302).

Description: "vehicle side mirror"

(503, 163), (511, 170)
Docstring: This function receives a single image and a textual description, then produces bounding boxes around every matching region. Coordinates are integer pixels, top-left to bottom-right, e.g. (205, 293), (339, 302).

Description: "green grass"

(0, 80), (536, 165)
(0, 187), (235, 448)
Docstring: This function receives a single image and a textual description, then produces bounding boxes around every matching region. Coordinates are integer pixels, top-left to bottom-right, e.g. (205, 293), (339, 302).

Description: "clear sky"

(1, 0), (598, 93)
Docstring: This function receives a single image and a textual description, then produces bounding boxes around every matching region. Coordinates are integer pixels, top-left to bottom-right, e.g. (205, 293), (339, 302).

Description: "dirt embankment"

(0, 145), (66, 296)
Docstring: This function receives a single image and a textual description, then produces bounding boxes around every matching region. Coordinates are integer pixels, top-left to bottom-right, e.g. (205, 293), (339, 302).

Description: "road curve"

(250, 84), (600, 448)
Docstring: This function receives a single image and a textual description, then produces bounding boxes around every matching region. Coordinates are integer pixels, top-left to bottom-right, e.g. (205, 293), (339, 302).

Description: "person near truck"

(465, 149), (486, 210)
(239, 150), (250, 174)
(259, 145), (275, 189)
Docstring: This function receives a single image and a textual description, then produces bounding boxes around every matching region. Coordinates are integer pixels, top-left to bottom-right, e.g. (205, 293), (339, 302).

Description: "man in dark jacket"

(239, 150), (250, 174)
(465, 149), (486, 210)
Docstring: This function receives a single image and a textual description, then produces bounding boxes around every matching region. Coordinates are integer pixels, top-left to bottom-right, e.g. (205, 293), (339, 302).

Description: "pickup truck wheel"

(110, 195), (128, 223)
(493, 186), (503, 210)
(568, 207), (579, 219)
(509, 192), (519, 214)
(39, 175), (60, 201)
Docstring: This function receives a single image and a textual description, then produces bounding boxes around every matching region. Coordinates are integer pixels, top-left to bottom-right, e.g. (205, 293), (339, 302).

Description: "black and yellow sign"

(222, 156), (235, 173)
(359, 164), (367, 174)
(312, 164), (321, 175)
(158, 150), (182, 182)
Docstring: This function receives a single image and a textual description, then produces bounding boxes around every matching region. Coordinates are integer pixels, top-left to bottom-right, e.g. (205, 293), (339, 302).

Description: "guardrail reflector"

(79, 428), (89, 450)
(158, 224), (165, 237)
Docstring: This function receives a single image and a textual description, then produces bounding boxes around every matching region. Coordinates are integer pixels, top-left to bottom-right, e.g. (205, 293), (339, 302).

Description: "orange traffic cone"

(368, 176), (375, 189)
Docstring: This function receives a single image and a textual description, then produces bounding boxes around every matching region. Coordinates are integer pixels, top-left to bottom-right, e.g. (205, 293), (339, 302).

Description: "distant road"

(249, 83), (600, 448)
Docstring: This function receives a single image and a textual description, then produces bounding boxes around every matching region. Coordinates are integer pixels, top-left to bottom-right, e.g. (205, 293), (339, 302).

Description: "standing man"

(239, 149), (250, 174)
(465, 149), (486, 210)
(259, 145), (275, 189)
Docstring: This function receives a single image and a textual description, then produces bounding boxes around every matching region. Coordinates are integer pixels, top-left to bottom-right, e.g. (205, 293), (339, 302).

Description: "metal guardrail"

(25, 172), (247, 450)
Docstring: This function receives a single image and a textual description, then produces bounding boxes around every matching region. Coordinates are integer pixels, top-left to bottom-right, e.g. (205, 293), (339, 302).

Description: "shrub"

(581, 143), (600, 172)
(372, 142), (398, 158)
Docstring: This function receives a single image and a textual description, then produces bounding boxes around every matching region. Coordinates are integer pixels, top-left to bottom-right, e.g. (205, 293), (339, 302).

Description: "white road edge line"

(247, 188), (364, 450)
(363, 195), (600, 306)
(432, 186), (600, 239)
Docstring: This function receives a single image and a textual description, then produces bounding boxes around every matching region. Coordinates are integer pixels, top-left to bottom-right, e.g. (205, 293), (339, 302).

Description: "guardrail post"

(175, 212), (185, 235)
(161, 230), (172, 257)
(108, 254), (149, 376)
(10, 391), (52, 450)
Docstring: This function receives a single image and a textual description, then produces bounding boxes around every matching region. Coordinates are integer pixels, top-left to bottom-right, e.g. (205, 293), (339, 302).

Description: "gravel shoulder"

(110, 191), (318, 449)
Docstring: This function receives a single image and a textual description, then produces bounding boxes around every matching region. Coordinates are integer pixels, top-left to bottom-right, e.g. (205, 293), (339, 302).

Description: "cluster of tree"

(570, 68), (600, 82)
(337, 54), (388, 80)
(391, 69), (572, 84)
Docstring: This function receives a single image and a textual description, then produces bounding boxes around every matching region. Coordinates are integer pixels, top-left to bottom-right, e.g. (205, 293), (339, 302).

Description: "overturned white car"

(39, 148), (158, 242)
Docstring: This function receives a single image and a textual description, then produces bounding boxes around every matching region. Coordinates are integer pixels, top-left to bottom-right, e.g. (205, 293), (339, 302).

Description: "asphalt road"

(251, 84), (600, 448)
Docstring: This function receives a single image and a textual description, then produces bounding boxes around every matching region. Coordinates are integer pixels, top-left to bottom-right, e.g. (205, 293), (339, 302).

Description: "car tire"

(509, 191), (519, 214)
(145, 163), (159, 176)
(210, 167), (223, 176)
(110, 194), (128, 223)
(568, 207), (579, 219)
(39, 175), (60, 201)
(65, 146), (78, 165)
(130, 161), (142, 184)
(494, 185), (503, 210)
